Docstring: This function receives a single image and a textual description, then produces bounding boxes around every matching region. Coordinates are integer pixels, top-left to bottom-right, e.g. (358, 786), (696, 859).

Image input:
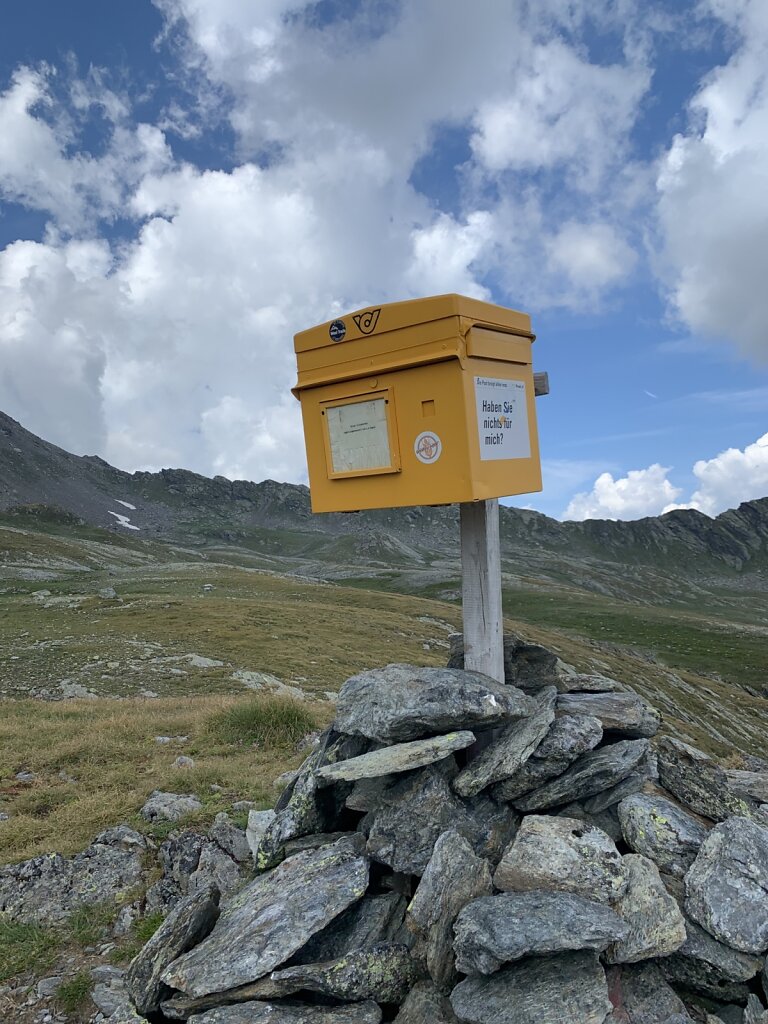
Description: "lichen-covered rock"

(161, 836), (369, 997)
(453, 688), (557, 798)
(0, 826), (149, 925)
(675, 918), (762, 982)
(316, 732), (476, 784)
(453, 890), (628, 975)
(494, 815), (627, 904)
(140, 791), (202, 822)
(604, 962), (692, 1024)
(556, 692), (660, 738)
(618, 793), (709, 878)
(334, 664), (532, 742)
(394, 980), (458, 1023)
(450, 950), (611, 1024)
(656, 738), (751, 822)
(512, 739), (651, 812)
(658, 951), (752, 1004)
(685, 816), (768, 953)
(745, 995), (768, 1024)
(724, 770), (768, 803)
(264, 943), (420, 1004)
(605, 855), (686, 964)
(492, 714), (604, 802)
(182, 1003), (382, 1023)
(126, 882), (220, 1014)
(365, 767), (514, 874)
(246, 810), (276, 862)
(188, 842), (244, 896)
(407, 829), (493, 990)
(582, 749), (658, 814)
(210, 813), (251, 864)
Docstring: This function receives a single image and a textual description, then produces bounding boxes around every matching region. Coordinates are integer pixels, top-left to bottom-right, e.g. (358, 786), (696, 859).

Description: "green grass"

(0, 916), (59, 982)
(206, 694), (319, 747)
(54, 970), (92, 1015)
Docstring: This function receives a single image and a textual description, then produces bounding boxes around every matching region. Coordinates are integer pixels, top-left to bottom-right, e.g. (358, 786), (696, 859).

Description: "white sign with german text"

(474, 377), (530, 461)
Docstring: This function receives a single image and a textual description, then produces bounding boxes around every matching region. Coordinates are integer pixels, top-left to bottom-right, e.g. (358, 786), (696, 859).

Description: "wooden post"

(460, 499), (504, 685)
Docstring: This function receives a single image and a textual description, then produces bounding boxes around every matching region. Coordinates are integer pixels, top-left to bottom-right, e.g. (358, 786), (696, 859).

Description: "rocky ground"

(3, 637), (768, 1023)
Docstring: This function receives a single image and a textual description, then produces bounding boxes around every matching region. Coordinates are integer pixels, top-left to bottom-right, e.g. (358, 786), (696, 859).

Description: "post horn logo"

(352, 308), (381, 335)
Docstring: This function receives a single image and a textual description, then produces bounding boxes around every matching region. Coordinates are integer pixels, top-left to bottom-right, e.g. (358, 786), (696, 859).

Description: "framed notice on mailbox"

(320, 390), (401, 479)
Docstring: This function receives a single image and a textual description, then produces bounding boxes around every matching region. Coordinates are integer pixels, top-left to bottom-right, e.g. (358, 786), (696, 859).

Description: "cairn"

(122, 635), (768, 1024)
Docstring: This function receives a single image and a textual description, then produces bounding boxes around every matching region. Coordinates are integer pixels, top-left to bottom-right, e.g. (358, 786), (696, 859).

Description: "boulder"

(0, 826), (148, 925)
(292, 892), (408, 965)
(246, 810), (276, 862)
(188, 842), (244, 896)
(126, 882), (220, 1014)
(453, 890), (628, 975)
(605, 855), (686, 964)
(581, 749), (658, 814)
(745, 996), (768, 1024)
(140, 792), (202, 822)
(555, 673), (625, 693)
(210, 814), (251, 864)
(656, 738), (751, 822)
(263, 944), (420, 1004)
(407, 829), (493, 990)
(394, 980), (459, 1022)
(724, 770), (768, 803)
(513, 712), (604, 794)
(604, 962), (692, 1023)
(448, 632), (559, 690)
(365, 767), (514, 874)
(316, 731), (476, 784)
(453, 689), (557, 798)
(618, 793), (709, 878)
(494, 814), (627, 904)
(556, 692), (660, 738)
(161, 836), (369, 997)
(450, 950), (611, 1024)
(512, 739), (651, 812)
(181, 1004), (382, 1023)
(659, 952), (751, 1004)
(558, 801), (623, 842)
(685, 816), (768, 953)
(334, 664), (532, 742)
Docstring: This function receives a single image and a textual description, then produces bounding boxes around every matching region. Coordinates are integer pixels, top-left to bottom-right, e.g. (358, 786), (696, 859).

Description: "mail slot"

(292, 293), (542, 513)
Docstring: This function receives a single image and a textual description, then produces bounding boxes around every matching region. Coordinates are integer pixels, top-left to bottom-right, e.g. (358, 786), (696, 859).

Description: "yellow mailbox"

(292, 293), (542, 513)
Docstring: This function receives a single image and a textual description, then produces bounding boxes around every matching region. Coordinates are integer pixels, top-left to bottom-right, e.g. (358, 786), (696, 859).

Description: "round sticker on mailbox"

(414, 431), (442, 464)
(329, 319), (346, 342)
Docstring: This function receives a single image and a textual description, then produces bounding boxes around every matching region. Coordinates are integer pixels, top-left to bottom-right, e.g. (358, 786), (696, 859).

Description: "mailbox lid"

(294, 293), (532, 354)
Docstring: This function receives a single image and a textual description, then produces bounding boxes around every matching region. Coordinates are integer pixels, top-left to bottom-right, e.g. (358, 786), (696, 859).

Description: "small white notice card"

(326, 398), (392, 473)
(474, 377), (530, 461)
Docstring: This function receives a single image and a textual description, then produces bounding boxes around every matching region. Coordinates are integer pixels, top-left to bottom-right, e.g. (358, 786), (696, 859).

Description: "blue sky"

(0, 0), (766, 520)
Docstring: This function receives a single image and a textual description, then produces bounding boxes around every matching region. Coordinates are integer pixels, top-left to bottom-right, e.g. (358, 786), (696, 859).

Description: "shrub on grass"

(206, 694), (318, 749)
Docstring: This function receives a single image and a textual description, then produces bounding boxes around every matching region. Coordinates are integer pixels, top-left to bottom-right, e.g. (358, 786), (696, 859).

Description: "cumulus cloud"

(655, 0), (768, 361)
(563, 433), (768, 520)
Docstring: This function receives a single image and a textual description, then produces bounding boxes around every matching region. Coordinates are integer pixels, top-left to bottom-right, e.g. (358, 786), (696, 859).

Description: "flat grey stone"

(677, 918), (762, 981)
(618, 793), (709, 877)
(184, 1003), (382, 1023)
(657, 738), (752, 822)
(246, 810), (276, 861)
(685, 816), (768, 953)
(317, 732), (476, 784)
(210, 813), (251, 863)
(512, 739), (651, 812)
(140, 791), (202, 822)
(453, 890), (628, 975)
(491, 712), (602, 803)
(555, 672), (625, 693)
(394, 980), (458, 1023)
(724, 770), (768, 803)
(453, 688), (556, 798)
(334, 664), (532, 742)
(558, 801), (623, 842)
(658, 952), (751, 1004)
(582, 749), (658, 813)
(345, 776), (396, 812)
(407, 829), (493, 990)
(450, 950), (611, 1024)
(264, 944), (420, 1004)
(604, 962), (692, 1024)
(126, 881), (220, 1014)
(365, 767), (515, 875)
(556, 691), (660, 738)
(291, 891), (407, 965)
(494, 814), (627, 904)
(745, 996), (768, 1024)
(161, 836), (369, 997)
(188, 841), (243, 896)
(605, 854), (686, 963)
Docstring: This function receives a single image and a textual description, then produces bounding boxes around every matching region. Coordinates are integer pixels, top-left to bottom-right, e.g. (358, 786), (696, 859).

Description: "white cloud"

(655, 0), (768, 361)
(564, 464), (682, 521)
(546, 221), (638, 295)
(688, 432), (768, 515)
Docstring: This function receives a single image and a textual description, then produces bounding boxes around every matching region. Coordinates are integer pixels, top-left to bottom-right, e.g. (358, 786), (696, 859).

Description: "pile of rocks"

(117, 641), (768, 1024)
